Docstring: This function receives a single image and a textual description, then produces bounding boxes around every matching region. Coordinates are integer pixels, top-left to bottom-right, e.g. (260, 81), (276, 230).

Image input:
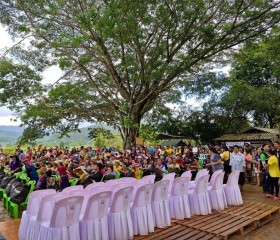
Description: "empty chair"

(131, 183), (154, 235)
(181, 171), (192, 179)
(118, 177), (137, 183)
(188, 174), (211, 215)
(169, 177), (191, 220)
(131, 179), (151, 202)
(26, 193), (66, 240)
(189, 169), (208, 189)
(224, 170), (243, 206)
(38, 196), (84, 240)
(208, 170), (223, 187)
(85, 182), (104, 190)
(62, 185), (84, 192)
(208, 172), (227, 211)
(141, 175), (156, 184)
(80, 191), (112, 240)
(19, 189), (56, 240)
(162, 173), (175, 193)
(108, 186), (134, 240)
(151, 180), (171, 228)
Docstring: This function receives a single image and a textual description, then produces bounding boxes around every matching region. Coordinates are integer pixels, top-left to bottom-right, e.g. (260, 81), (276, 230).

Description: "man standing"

(229, 145), (246, 192)
(261, 144), (270, 194)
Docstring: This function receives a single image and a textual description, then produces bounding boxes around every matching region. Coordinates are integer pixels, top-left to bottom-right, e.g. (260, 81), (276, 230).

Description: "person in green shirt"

(260, 144), (270, 194)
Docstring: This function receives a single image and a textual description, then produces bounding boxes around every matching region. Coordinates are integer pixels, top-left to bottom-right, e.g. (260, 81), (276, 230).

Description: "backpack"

(0, 176), (14, 189)
(6, 178), (21, 196)
(10, 184), (30, 205)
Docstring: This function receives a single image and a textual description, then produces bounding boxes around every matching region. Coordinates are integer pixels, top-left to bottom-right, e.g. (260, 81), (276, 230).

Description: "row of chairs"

(0, 172), (36, 218)
(19, 170), (243, 240)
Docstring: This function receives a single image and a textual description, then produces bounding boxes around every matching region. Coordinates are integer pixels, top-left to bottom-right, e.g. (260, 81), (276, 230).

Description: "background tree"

(0, 0), (279, 148)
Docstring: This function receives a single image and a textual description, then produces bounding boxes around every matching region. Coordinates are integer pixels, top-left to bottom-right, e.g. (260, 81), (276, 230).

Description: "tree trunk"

(122, 113), (141, 149)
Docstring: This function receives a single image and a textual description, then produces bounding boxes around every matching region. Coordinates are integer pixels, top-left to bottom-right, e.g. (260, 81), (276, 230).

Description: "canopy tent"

(159, 140), (187, 147)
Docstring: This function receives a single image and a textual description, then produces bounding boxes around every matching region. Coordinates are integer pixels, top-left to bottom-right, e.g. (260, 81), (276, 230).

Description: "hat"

(137, 156), (142, 159)
(132, 163), (140, 168)
(58, 166), (67, 175)
(114, 160), (120, 164)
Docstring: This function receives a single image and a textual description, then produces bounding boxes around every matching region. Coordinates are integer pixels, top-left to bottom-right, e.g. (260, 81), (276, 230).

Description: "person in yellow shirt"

(131, 163), (142, 180)
(220, 146), (231, 182)
(266, 149), (280, 200)
(113, 160), (122, 172)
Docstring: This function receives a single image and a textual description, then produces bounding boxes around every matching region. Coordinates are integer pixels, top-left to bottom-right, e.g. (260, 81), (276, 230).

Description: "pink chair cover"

(80, 191), (112, 240)
(19, 189), (56, 240)
(38, 196), (84, 240)
(151, 180), (171, 228)
(131, 183), (154, 235)
(169, 177), (191, 220)
(131, 179), (151, 202)
(208, 170), (223, 187)
(85, 182), (104, 190)
(62, 185), (84, 192)
(118, 177), (137, 183)
(223, 170), (243, 206)
(141, 175), (156, 184)
(188, 174), (212, 215)
(189, 169), (208, 190)
(108, 186), (134, 240)
(181, 171), (192, 179)
(26, 193), (66, 240)
(208, 172), (228, 211)
(162, 173), (175, 193)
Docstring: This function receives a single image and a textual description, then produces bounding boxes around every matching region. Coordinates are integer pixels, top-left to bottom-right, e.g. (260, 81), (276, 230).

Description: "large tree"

(0, 0), (279, 148)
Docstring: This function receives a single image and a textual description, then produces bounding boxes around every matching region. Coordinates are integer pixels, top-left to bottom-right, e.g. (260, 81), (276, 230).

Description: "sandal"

(273, 197), (279, 201)
(265, 194), (274, 198)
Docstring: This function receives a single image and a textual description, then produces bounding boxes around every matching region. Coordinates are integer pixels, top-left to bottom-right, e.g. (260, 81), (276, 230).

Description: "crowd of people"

(0, 141), (279, 200)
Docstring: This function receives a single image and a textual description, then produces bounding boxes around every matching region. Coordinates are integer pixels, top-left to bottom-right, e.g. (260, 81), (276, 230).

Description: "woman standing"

(244, 149), (253, 183)
(253, 147), (262, 187)
(266, 149), (280, 200)
(209, 147), (224, 173)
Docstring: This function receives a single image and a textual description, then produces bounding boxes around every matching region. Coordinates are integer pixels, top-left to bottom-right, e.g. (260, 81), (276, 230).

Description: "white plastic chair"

(189, 169), (208, 189)
(19, 189), (56, 240)
(208, 172), (227, 211)
(223, 170), (243, 206)
(108, 186), (134, 240)
(181, 170), (192, 179)
(80, 191), (112, 240)
(151, 180), (171, 228)
(141, 175), (156, 184)
(26, 193), (66, 240)
(209, 170), (223, 187)
(169, 177), (191, 220)
(62, 185), (84, 192)
(162, 172), (175, 193)
(38, 196), (84, 240)
(131, 183), (154, 235)
(188, 174), (211, 215)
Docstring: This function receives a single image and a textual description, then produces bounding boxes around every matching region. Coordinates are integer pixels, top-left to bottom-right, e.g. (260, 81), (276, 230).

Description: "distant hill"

(0, 124), (118, 147)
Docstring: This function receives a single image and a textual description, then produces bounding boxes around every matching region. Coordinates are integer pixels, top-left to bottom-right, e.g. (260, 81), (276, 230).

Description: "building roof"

(159, 140), (187, 147)
(214, 127), (280, 142)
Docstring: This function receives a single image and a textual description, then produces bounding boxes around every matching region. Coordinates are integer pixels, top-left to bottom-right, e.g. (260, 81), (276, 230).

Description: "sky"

(0, 24), (63, 126)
